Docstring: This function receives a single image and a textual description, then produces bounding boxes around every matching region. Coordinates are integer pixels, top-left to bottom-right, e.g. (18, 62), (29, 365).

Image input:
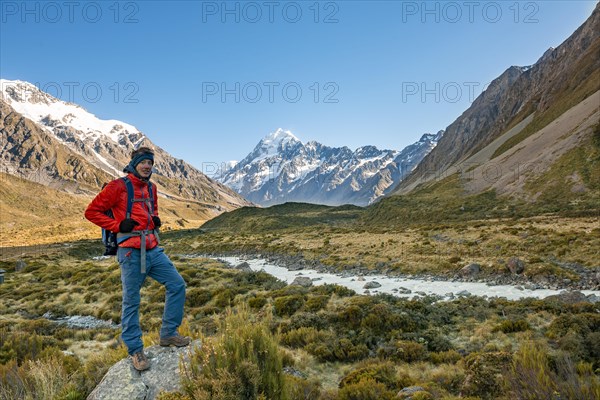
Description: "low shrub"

(248, 295), (268, 309)
(284, 376), (322, 400)
(337, 378), (396, 400)
(378, 340), (426, 363)
(273, 295), (305, 317)
(182, 305), (287, 399)
(509, 342), (600, 400)
(428, 350), (462, 365)
(186, 288), (212, 307)
(304, 295), (330, 312)
(280, 327), (334, 349)
(493, 319), (530, 334)
(311, 284), (355, 297)
(307, 338), (369, 363)
(461, 351), (512, 399)
(339, 359), (402, 390)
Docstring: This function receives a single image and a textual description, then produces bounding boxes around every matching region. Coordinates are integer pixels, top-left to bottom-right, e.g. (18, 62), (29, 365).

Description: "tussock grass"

(1, 235), (598, 399)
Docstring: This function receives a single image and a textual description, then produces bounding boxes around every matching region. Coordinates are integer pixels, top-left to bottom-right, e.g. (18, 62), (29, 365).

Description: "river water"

(215, 256), (600, 301)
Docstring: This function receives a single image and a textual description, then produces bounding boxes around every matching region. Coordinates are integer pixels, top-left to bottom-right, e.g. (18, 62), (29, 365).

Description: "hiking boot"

(160, 334), (191, 347)
(131, 350), (150, 371)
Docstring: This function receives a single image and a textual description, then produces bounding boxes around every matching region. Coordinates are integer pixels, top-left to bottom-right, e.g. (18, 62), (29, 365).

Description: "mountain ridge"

(215, 128), (442, 207)
(394, 3), (600, 196)
(0, 79), (253, 241)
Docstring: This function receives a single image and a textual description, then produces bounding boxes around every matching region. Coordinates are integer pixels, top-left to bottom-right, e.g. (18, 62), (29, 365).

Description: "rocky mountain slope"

(394, 3), (600, 199)
(0, 80), (252, 198)
(0, 80), (252, 244)
(216, 128), (442, 206)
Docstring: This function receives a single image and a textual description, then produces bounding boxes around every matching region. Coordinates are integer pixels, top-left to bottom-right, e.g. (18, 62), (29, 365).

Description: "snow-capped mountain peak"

(217, 129), (443, 206)
(256, 128), (300, 152)
(0, 79), (141, 144)
(1, 78), (252, 214)
(264, 128), (300, 143)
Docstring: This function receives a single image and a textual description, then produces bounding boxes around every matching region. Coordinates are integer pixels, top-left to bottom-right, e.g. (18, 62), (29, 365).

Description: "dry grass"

(0, 172), (221, 247)
(173, 215), (599, 279)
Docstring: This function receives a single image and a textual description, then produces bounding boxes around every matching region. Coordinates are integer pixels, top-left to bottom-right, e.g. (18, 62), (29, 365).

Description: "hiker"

(85, 147), (190, 371)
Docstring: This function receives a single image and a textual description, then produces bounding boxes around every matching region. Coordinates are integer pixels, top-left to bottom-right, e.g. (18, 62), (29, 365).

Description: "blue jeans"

(117, 246), (186, 355)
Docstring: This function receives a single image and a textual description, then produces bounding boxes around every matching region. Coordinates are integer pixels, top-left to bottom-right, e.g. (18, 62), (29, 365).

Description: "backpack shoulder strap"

(120, 176), (135, 219)
(147, 182), (155, 215)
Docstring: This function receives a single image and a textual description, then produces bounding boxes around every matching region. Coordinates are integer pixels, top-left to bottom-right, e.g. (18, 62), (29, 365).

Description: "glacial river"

(216, 256), (600, 301)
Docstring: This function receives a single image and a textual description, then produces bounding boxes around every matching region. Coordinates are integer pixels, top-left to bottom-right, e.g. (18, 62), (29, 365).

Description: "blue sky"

(1, 0), (597, 172)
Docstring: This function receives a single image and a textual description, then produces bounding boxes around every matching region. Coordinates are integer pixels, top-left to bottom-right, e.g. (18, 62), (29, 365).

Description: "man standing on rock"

(85, 147), (190, 371)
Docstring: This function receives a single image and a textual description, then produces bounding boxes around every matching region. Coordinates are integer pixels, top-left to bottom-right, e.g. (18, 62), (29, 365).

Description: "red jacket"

(85, 173), (159, 249)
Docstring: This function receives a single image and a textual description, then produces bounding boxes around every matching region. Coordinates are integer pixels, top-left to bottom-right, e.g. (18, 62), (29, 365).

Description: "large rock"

(507, 257), (525, 275)
(87, 340), (200, 400)
(291, 276), (313, 287)
(235, 262), (252, 272)
(363, 281), (382, 289)
(460, 263), (481, 277)
(544, 291), (589, 304)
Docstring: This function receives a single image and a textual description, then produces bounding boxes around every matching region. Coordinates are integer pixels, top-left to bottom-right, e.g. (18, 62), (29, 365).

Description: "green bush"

(337, 378), (396, 400)
(287, 312), (327, 332)
(212, 288), (238, 308)
(0, 330), (45, 365)
(248, 295), (268, 309)
(186, 288), (212, 307)
(311, 284), (355, 297)
(336, 305), (364, 329)
(284, 376), (322, 400)
(307, 338), (369, 363)
(408, 392), (434, 400)
(546, 313), (600, 339)
(379, 340), (426, 363)
(462, 351), (512, 399)
(182, 305), (287, 400)
(427, 349), (462, 365)
(273, 295), (305, 317)
(493, 319), (530, 333)
(156, 392), (192, 400)
(339, 360), (403, 390)
(304, 295), (330, 312)
(280, 327), (334, 349)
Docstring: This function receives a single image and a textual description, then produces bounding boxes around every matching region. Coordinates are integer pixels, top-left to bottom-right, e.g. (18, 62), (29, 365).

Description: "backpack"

(102, 177), (155, 256)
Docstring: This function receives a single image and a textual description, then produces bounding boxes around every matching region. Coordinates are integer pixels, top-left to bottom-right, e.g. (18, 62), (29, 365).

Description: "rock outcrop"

(87, 340), (200, 400)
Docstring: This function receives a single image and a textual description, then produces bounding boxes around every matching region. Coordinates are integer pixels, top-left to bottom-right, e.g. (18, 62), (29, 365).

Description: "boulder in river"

(363, 281), (382, 289)
(235, 262), (252, 272)
(544, 291), (589, 304)
(291, 276), (313, 288)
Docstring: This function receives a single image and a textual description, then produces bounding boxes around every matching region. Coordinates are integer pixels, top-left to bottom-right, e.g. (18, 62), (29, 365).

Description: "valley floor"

(0, 216), (598, 399)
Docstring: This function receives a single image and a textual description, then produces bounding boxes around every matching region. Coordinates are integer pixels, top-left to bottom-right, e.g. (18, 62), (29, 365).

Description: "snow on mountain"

(0, 79), (141, 144)
(0, 78), (251, 211)
(216, 129), (443, 206)
(210, 160), (238, 178)
(0, 79), (147, 177)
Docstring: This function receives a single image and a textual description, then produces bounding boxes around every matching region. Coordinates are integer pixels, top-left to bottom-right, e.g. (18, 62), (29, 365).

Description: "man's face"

(135, 159), (153, 178)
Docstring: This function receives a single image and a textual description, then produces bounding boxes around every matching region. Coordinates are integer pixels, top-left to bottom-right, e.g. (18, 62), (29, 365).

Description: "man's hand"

(152, 216), (162, 229)
(119, 218), (139, 233)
